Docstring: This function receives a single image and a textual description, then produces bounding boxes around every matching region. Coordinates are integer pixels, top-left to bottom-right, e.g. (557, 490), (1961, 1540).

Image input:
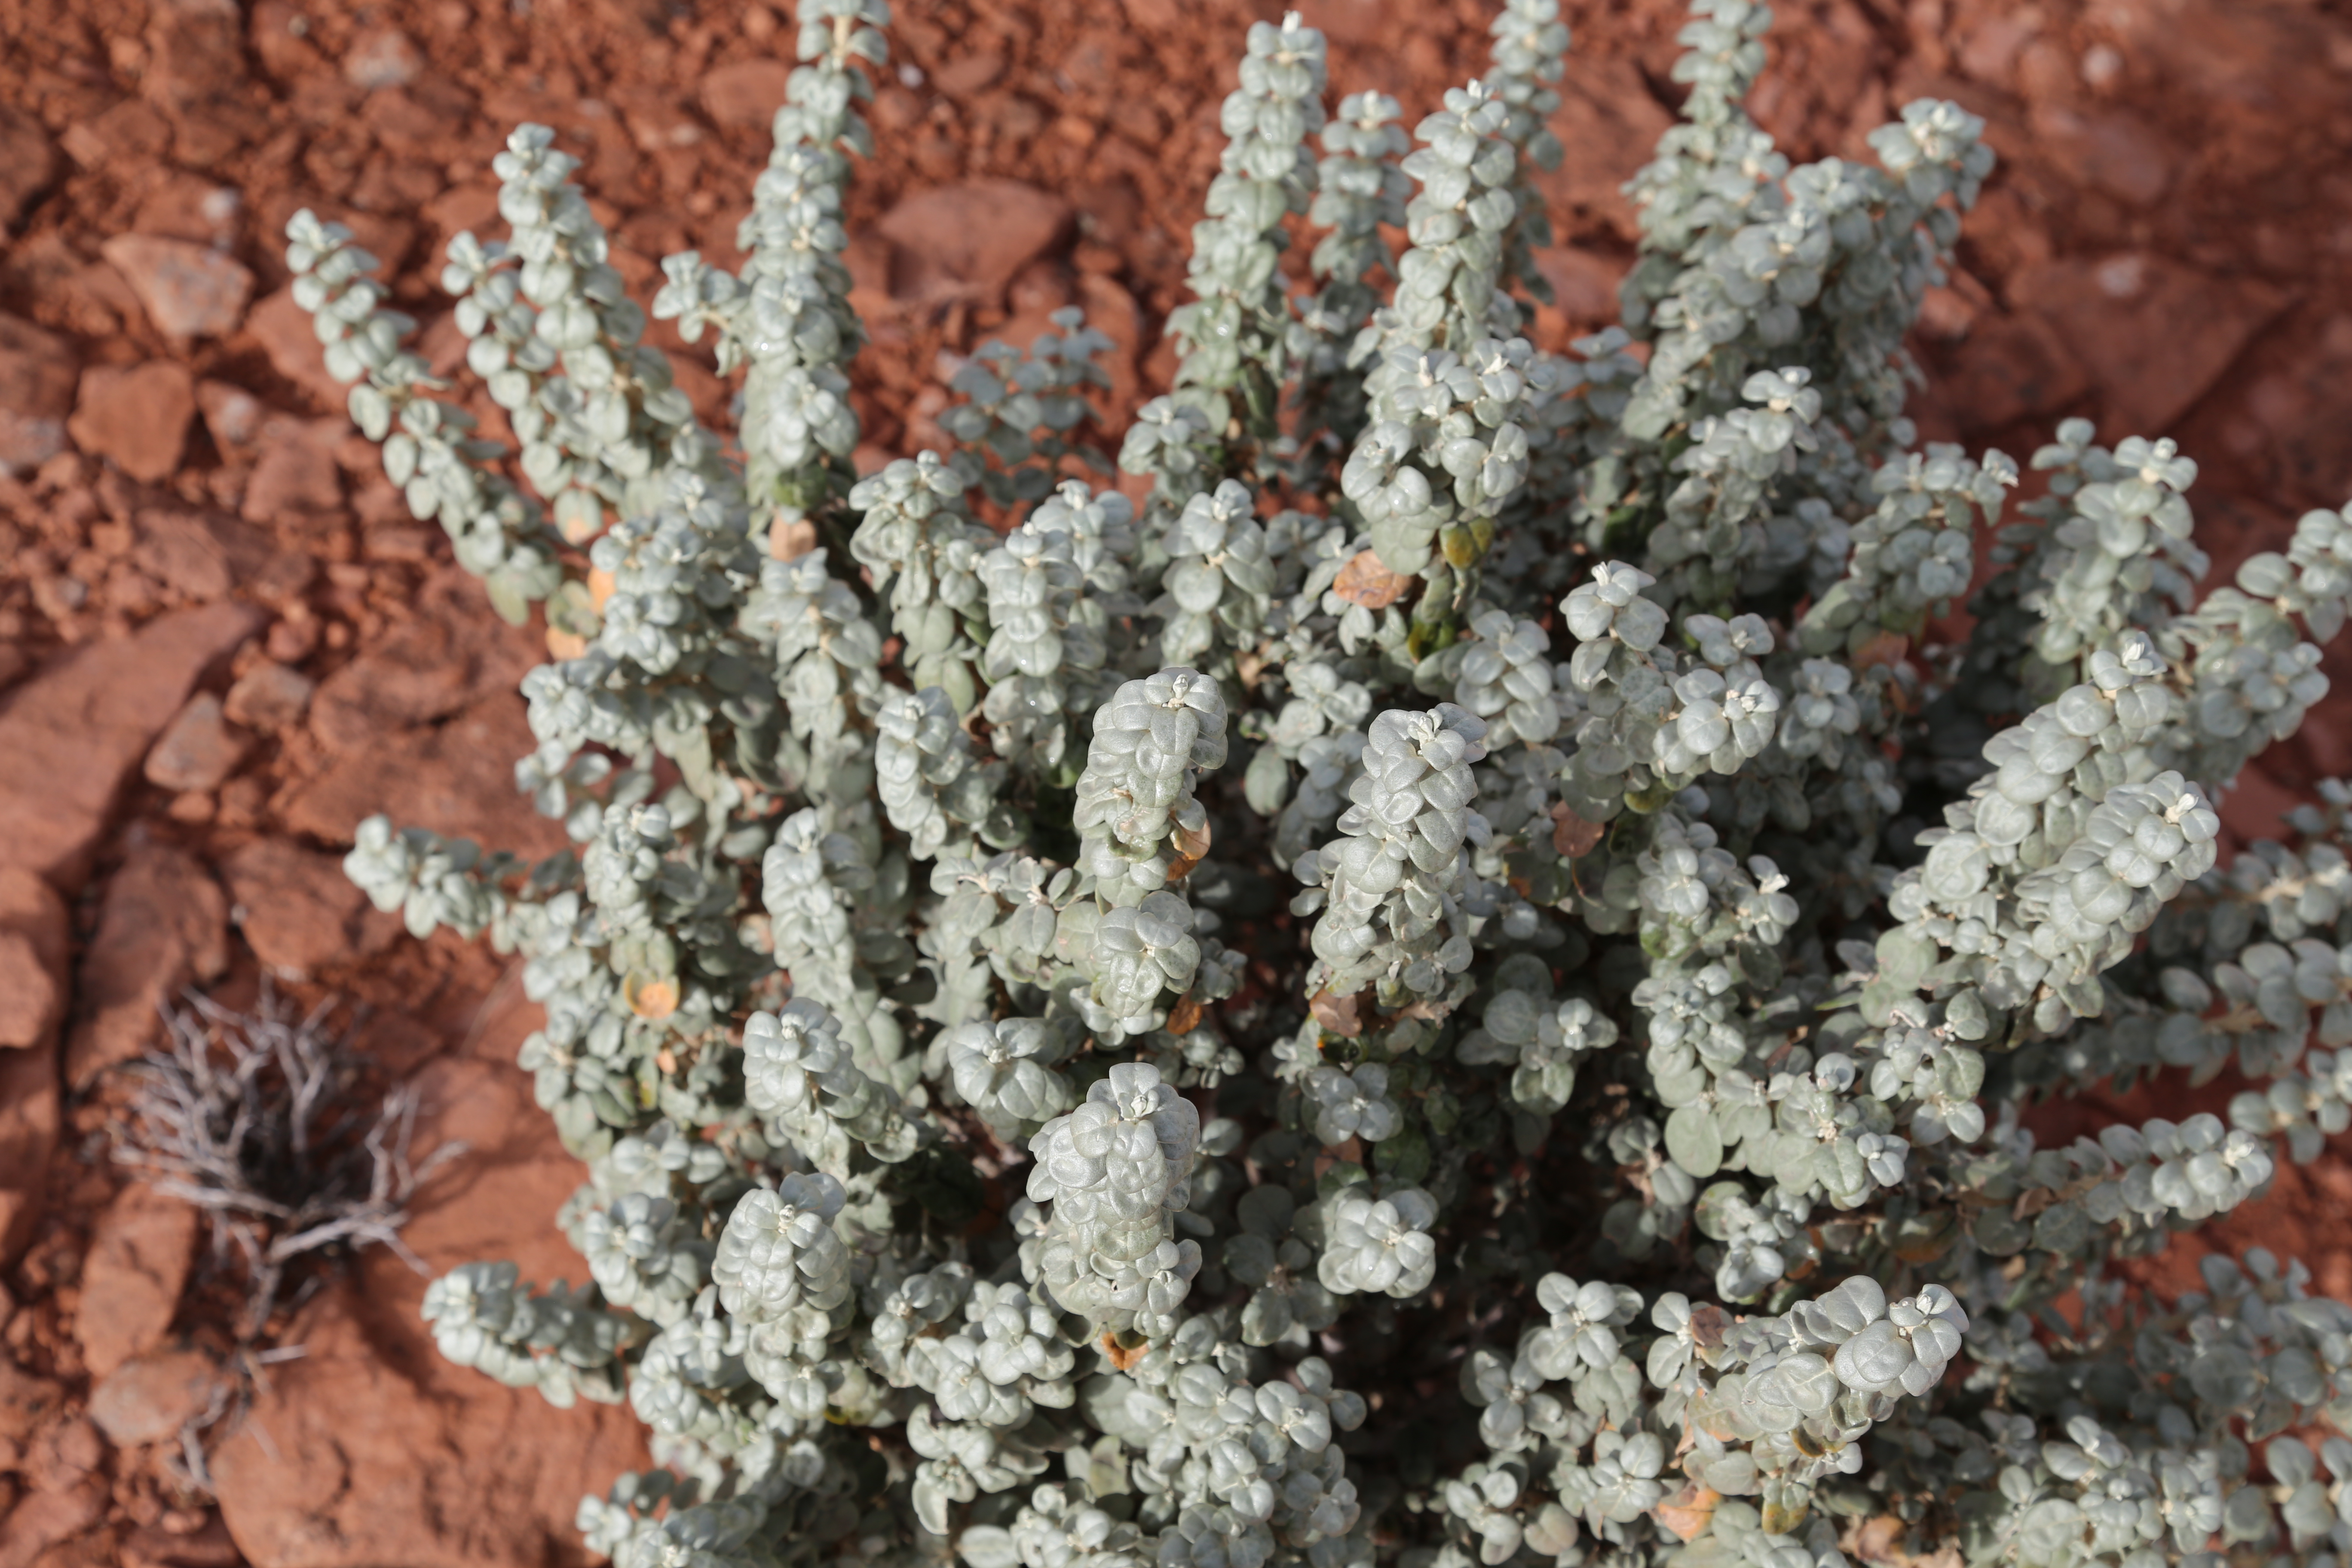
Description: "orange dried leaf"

(546, 626), (589, 661)
(588, 566), (619, 612)
(626, 974), (680, 1021)
(1100, 1331), (1149, 1371)
(769, 518), (818, 561)
(1550, 800), (1604, 858)
(1654, 1483), (1721, 1543)
(1332, 549), (1413, 609)
(1166, 994), (1204, 1034)
(1310, 986), (1365, 1038)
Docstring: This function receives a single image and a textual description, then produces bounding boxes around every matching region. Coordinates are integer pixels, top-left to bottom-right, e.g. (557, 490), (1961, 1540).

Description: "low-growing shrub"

(285, 2), (2352, 1565)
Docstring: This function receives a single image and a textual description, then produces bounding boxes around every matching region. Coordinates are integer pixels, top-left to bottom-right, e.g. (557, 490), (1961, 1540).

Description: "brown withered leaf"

(1332, 549), (1413, 609)
(1686, 1302), (1729, 1349)
(1310, 986), (1366, 1037)
(1844, 1515), (1961, 1568)
(1549, 800), (1604, 858)
(1654, 1482), (1721, 1543)
(1853, 628), (1909, 670)
(1100, 1331), (1150, 1372)
(1165, 815), (1213, 882)
(1166, 994), (1204, 1034)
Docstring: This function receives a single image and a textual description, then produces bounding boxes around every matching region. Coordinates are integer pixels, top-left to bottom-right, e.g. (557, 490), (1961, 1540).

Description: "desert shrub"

(285, 2), (2352, 1565)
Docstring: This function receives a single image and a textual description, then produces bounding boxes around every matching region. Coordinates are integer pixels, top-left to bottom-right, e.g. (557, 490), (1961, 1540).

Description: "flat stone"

(240, 417), (346, 522)
(280, 694), (568, 859)
(61, 97), (171, 171)
(305, 567), (539, 751)
(344, 27), (423, 91)
(0, 103), (58, 233)
(0, 312), (78, 474)
(100, 235), (255, 340)
(135, 506), (255, 602)
(90, 1350), (220, 1449)
(223, 660), (315, 734)
(2027, 104), (2176, 208)
(2013, 254), (2290, 436)
(131, 174), (243, 250)
(875, 179), (1074, 306)
(195, 379), (264, 450)
(245, 285), (347, 409)
(0, 933), (61, 1053)
(64, 842), (230, 1088)
(218, 837), (369, 978)
(145, 691), (251, 793)
(67, 361), (196, 483)
(0, 600), (262, 886)
(78, 1184), (201, 1379)
(1933, 309), (2093, 432)
(701, 59), (793, 129)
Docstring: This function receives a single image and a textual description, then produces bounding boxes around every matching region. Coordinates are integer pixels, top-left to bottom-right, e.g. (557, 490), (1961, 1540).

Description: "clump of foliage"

(290, 1), (2352, 1565)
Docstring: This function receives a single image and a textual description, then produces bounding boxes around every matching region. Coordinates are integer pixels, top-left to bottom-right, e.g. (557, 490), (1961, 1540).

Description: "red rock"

(67, 361), (197, 483)
(282, 695), (568, 858)
(78, 1185), (201, 1380)
(195, 378), (264, 450)
(344, 27), (423, 91)
(0, 600), (262, 886)
(219, 837), (370, 978)
(0, 1043), (58, 1267)
(2027, 104), (2176, 208)
(1, 1454), (106, 1568)
(0, 868), (70, 1050)
(213, 1029), (649, 1568)
(144, 0), (261, 169)
(933, 50), (1006, 101)
(100, 235), (255, 340)
(0, 312), (76, 475)
(134, 507), (245, 602)
(1932, 309), (2092, 432)
(0, 933), (61, 1052)
(1957, 11), (2039, 88)
(1534, 247), (1626, 326)
(0, 103), (58, 233)
(2012, 254), (2290, 437)
(875, 180), (1074, 307)
(1534, 53), (1676, 242)
(0, 1353), (65, 1462)
(241, 417), (346, 522)
(1075, 272), (1143, 420)
(245, 286), (346, 409)
(64, 842), (230, 1088)
(701, 59), (793, 129)
(145, 692), (251, 793)
(132, 174), (243, 250)
(60, 98), (172, 172)
(122, 1519), (243, 1568)
(223, 660), (315, 733)
(305, 568), (539, 751)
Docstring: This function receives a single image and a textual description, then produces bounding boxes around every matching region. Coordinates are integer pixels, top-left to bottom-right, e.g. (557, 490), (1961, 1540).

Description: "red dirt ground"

(1, 0), (2349, 1563)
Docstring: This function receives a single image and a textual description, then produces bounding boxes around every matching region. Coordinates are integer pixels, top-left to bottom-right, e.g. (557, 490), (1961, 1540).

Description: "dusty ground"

(0, 0), (2349, 1563)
